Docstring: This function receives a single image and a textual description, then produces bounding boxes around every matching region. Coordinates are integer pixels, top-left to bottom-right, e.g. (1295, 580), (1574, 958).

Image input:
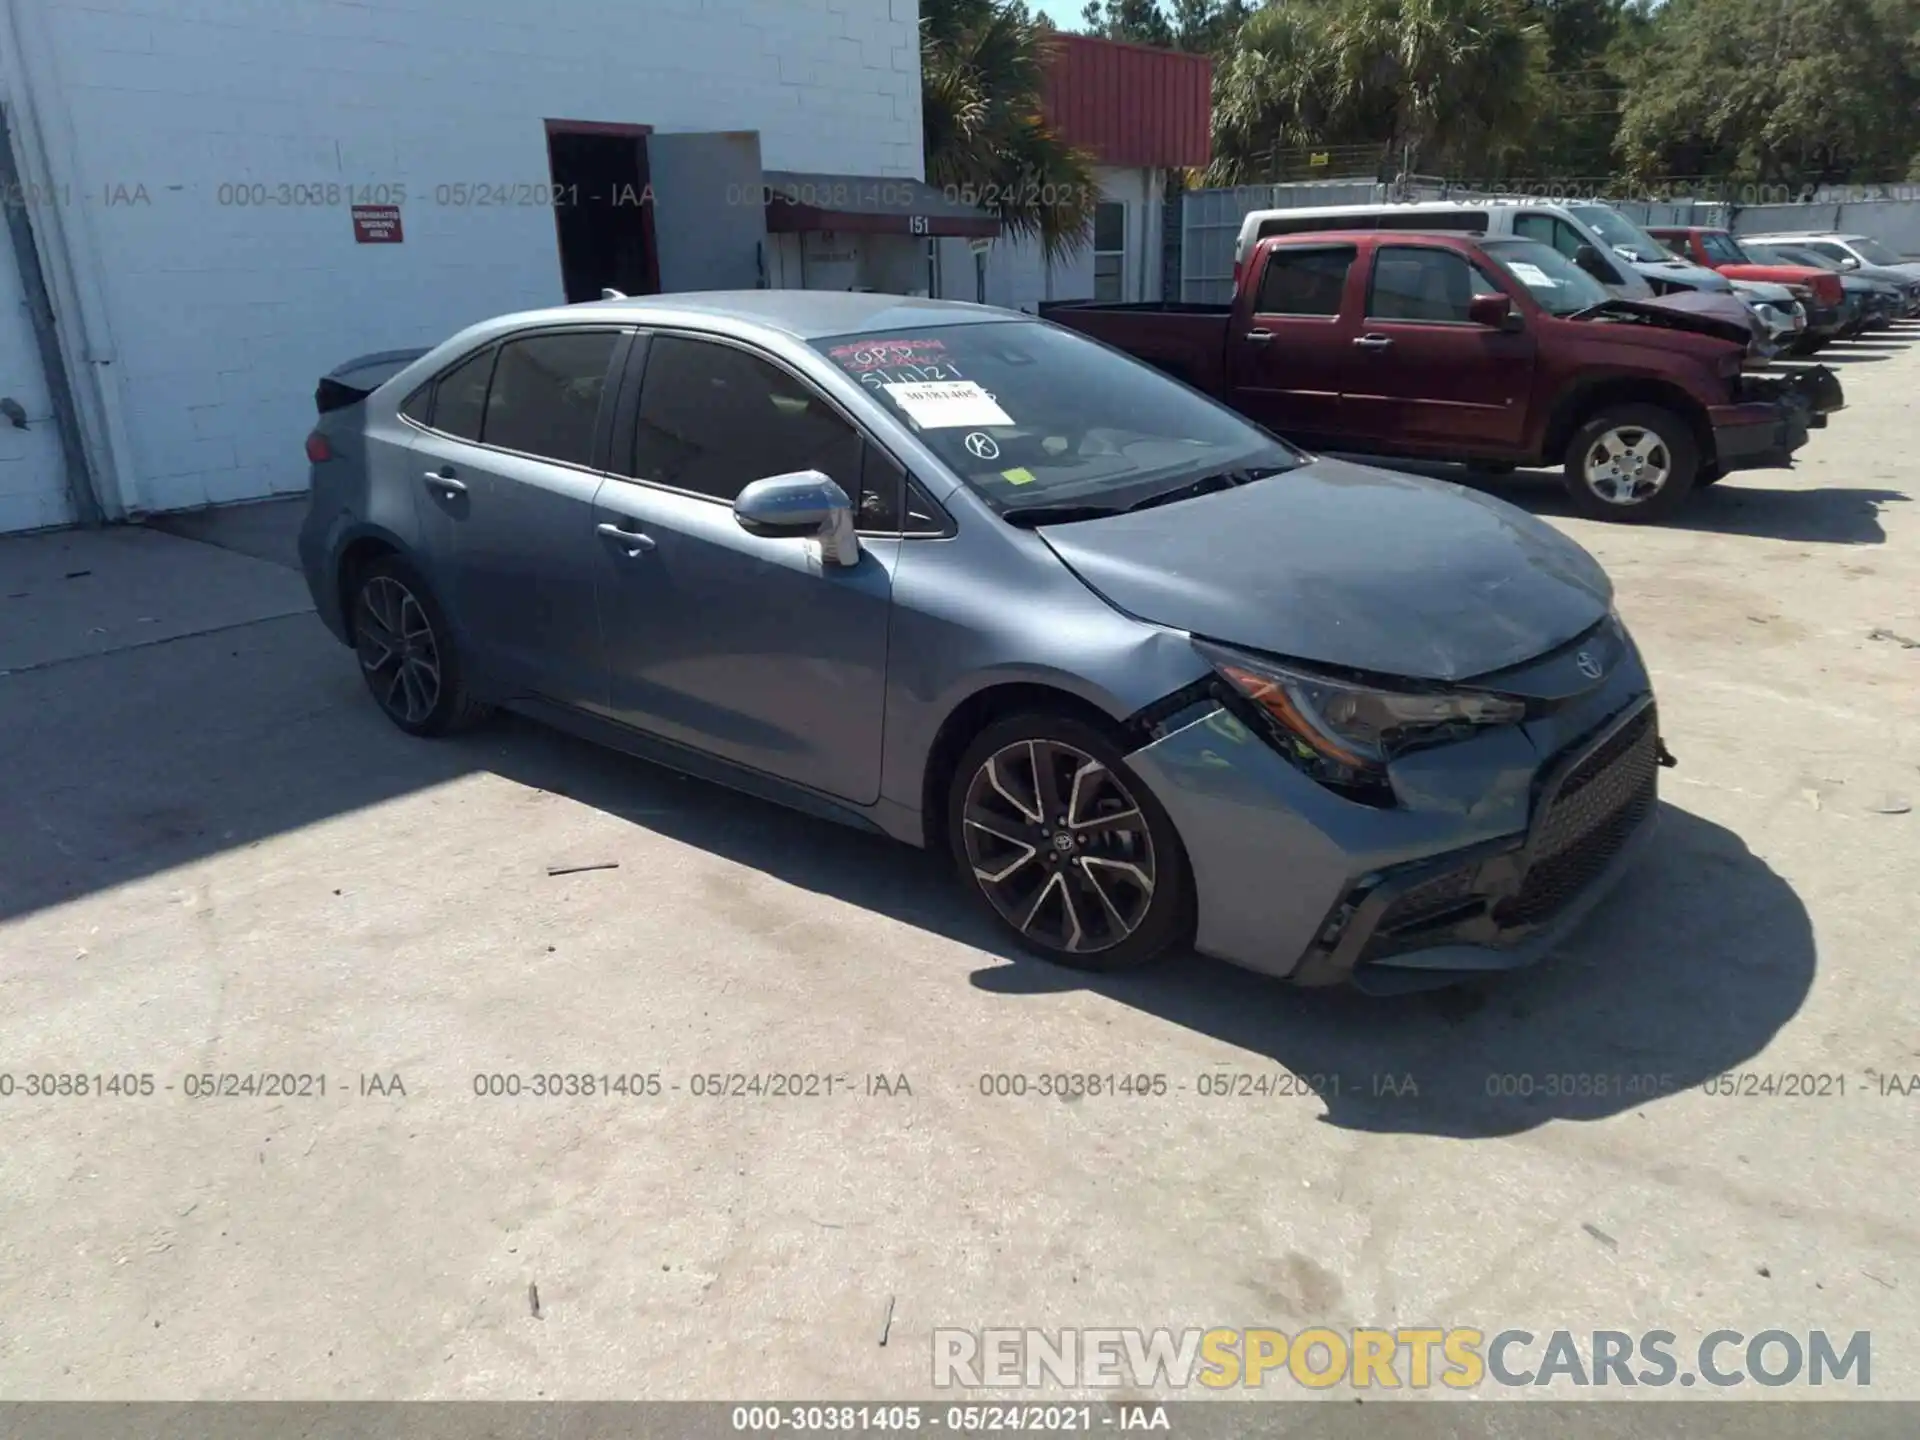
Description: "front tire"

(1561, 404), (1698, 523)
(349, 555), (491, 737)
(947, 713), (1193, 971)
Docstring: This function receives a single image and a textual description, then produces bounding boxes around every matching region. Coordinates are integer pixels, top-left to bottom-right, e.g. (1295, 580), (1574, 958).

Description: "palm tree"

(1206, 0), (1548, 185)
(921, 0), (1100, 261)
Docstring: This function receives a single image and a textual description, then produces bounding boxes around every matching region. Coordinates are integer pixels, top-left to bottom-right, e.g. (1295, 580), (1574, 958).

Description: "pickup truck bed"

(1037, 301), (1232, 394)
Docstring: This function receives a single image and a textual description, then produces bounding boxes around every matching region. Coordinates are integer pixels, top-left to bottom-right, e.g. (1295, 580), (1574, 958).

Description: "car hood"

(1628, 257), (1732, 291)
(1729, 279), (1795, 302)
(1035, 458), (1612, 683)
(1588, 291), (1761, 346)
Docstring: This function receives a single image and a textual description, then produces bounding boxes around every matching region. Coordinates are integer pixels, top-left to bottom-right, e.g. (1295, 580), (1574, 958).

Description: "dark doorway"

(545, 121), (660, 302)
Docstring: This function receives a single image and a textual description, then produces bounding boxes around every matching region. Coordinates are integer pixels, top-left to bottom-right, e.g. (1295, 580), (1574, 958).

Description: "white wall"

(937, 165), (1163, 311)
(0, 212), (72, 533)
(20, 0), (925, 521)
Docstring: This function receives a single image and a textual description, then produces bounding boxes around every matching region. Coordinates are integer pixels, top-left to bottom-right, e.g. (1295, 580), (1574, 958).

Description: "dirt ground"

(2, 327), (1916, 1411)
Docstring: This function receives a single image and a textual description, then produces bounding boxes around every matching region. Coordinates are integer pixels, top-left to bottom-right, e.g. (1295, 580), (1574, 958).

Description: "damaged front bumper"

(1714, 366), (1845, 472)
(1125, 645), (1662, 991)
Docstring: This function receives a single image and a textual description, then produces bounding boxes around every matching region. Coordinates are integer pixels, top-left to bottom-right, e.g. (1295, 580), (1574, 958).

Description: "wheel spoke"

(987, 750), (1043, 824)
(1071, 805), (1144, 840)
(1065, 759), (1105, 827)
(1075, 859), (1133, 934)
(1029, 740), (1066, 825)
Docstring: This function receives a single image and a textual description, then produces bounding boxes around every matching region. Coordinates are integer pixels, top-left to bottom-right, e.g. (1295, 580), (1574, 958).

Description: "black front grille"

(1494, 707), (1660, 928)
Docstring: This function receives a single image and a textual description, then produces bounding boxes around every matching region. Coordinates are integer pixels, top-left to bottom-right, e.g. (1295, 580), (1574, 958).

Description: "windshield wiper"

(1001, 503), (1127, 528)
(1122, 465), (1291, 515)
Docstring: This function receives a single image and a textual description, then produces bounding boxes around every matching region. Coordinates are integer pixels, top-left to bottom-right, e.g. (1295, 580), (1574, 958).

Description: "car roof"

(483, 290), (1024, 342)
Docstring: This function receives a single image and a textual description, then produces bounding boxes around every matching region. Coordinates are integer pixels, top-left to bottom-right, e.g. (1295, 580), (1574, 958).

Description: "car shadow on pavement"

(471, 718), (1812, 1141)
(970, 801), (1816, 1140)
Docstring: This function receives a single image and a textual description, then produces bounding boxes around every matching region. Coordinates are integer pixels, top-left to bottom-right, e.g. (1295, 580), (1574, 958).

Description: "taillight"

(305, 431), (333, 463)
(1817, 275), (1843, 305)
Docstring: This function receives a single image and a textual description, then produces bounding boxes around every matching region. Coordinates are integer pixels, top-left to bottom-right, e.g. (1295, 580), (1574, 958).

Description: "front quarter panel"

(878, 520), (1213, 839)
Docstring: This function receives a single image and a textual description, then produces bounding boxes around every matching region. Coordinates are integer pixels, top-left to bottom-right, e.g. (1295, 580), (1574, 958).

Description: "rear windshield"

(1480, 238), (1611, 315)
(810, 321), (1301, 512)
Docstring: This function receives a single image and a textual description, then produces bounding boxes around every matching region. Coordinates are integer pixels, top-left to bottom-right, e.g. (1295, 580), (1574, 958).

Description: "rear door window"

(430, 347), (497, 442)
(1701, 232), (1747, 264)
(1253, 246), (1355, 316)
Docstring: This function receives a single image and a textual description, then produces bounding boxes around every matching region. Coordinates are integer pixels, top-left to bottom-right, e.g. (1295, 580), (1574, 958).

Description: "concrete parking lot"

(2, 331), (1917, 1407)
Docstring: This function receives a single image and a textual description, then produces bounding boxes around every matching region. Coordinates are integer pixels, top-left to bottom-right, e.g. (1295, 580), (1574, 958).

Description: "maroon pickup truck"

(1042, 231), (1841, 523)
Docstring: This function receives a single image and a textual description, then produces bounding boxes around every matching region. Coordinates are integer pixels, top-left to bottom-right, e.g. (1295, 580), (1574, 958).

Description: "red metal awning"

(761, 172), (1000, 238)
(1042, 33), (1213, 170)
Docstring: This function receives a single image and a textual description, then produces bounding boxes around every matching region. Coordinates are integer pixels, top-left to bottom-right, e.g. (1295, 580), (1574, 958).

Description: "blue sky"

(1032, 0), (1088, 27)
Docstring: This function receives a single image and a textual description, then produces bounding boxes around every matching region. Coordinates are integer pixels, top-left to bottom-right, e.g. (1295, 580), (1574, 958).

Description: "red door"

(1339, 244), (1537, 456)
(1227, 241), (1362, 447)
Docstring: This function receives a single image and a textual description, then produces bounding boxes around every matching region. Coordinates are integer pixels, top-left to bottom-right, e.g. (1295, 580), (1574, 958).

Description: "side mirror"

(1838, 255), (1861, 270)
(1468, 293), (1520, 331)
(733, 470), (861, 567)
(1573, 244), (1613, 281)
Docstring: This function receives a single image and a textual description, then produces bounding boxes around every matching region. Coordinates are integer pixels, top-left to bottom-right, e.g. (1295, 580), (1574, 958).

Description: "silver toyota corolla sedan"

(300, 292), (1667, 993)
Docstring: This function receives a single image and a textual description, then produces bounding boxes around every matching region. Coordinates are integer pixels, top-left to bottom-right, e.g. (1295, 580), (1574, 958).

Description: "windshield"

(1847, 236), (1903, 265)
(1480, 238), (1612, 315)
(1700, 231), (1749, 264)
(812, 320), (1302, 514)
(1569, 206), (1675, 263)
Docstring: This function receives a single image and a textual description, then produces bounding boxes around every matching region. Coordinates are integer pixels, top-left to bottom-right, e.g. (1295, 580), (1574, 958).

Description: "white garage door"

(0, 220), (71, 534)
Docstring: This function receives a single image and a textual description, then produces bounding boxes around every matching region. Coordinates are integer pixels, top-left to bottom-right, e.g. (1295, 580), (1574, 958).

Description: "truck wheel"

(1561, 405), (1698, 523)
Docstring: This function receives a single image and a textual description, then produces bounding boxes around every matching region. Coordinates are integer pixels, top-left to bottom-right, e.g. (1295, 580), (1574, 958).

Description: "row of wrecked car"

(1040, 199), (1880, 523)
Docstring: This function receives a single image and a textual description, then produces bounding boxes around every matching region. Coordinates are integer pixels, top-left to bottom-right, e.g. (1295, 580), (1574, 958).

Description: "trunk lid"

(1034, 457), (1613, 683)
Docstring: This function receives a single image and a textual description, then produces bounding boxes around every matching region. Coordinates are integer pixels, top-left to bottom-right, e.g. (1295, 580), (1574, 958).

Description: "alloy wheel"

(355, 574), (442, 726)
(960, 739), (1157, 955)
(1581, 426), (1672, 505)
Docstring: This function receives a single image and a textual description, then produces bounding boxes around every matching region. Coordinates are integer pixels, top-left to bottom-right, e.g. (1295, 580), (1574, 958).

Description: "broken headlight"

(1196, 640), (1526, 795)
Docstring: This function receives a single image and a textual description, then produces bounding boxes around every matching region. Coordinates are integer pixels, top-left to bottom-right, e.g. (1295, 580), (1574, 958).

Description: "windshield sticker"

(963, 432), (1001, 460)
(1000, 466), (1037, 486)
(828, 340), (965, 391)
(882, 380), (1013, 429)
(1506, 261), (1559, 287)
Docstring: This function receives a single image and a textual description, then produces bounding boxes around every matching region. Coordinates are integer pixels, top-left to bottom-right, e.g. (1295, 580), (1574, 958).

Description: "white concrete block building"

(0, 0), (940, 533)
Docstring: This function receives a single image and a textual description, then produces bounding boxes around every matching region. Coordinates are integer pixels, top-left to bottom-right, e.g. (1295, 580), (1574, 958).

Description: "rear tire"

(349, 555), (492, 737)
(947, 712), (1193, 972)
(1560, 404), (1699, 524)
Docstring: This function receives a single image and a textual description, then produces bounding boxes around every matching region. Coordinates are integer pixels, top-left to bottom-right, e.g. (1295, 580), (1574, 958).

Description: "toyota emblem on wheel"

(1576, 651), (1604, 680)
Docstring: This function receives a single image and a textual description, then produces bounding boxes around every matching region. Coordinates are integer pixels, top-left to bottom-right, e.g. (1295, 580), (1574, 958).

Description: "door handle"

(1244, 329), (1274, 344)
(597, 522), (656, 555)
(1353, 334), (1394, 351)
(423, 470), (467, 494)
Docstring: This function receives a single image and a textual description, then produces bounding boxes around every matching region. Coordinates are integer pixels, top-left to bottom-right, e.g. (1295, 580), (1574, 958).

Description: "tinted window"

(399, 384), (434, 425)
(432, 347), (496, 442)
(812, 321), (1301, 513)
(1701, 231), (1747, 264)
(1259, 214), (1373, 239)
(479, 331), (619, 466)
(1367, 246), (1505, 322)
(1799, 240), (1851, 262)
(854, 443), (903, 531)
(630, 336), (861, 503)
(903, 477), (947, 535)
(1376, 209), (1484, 232)
(1254, 247), (1353, 316)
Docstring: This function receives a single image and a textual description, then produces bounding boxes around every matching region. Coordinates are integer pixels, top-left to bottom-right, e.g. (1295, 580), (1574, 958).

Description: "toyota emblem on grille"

(1576, 651), (1604, 681)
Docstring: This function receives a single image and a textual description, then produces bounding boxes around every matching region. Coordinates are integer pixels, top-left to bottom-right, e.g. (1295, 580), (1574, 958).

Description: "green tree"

(922, 0), (1100, 260)
(1613, 0), (1920, 185)
(1207, 0), (1549, 184)
(1083, 0), (1251, 52)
